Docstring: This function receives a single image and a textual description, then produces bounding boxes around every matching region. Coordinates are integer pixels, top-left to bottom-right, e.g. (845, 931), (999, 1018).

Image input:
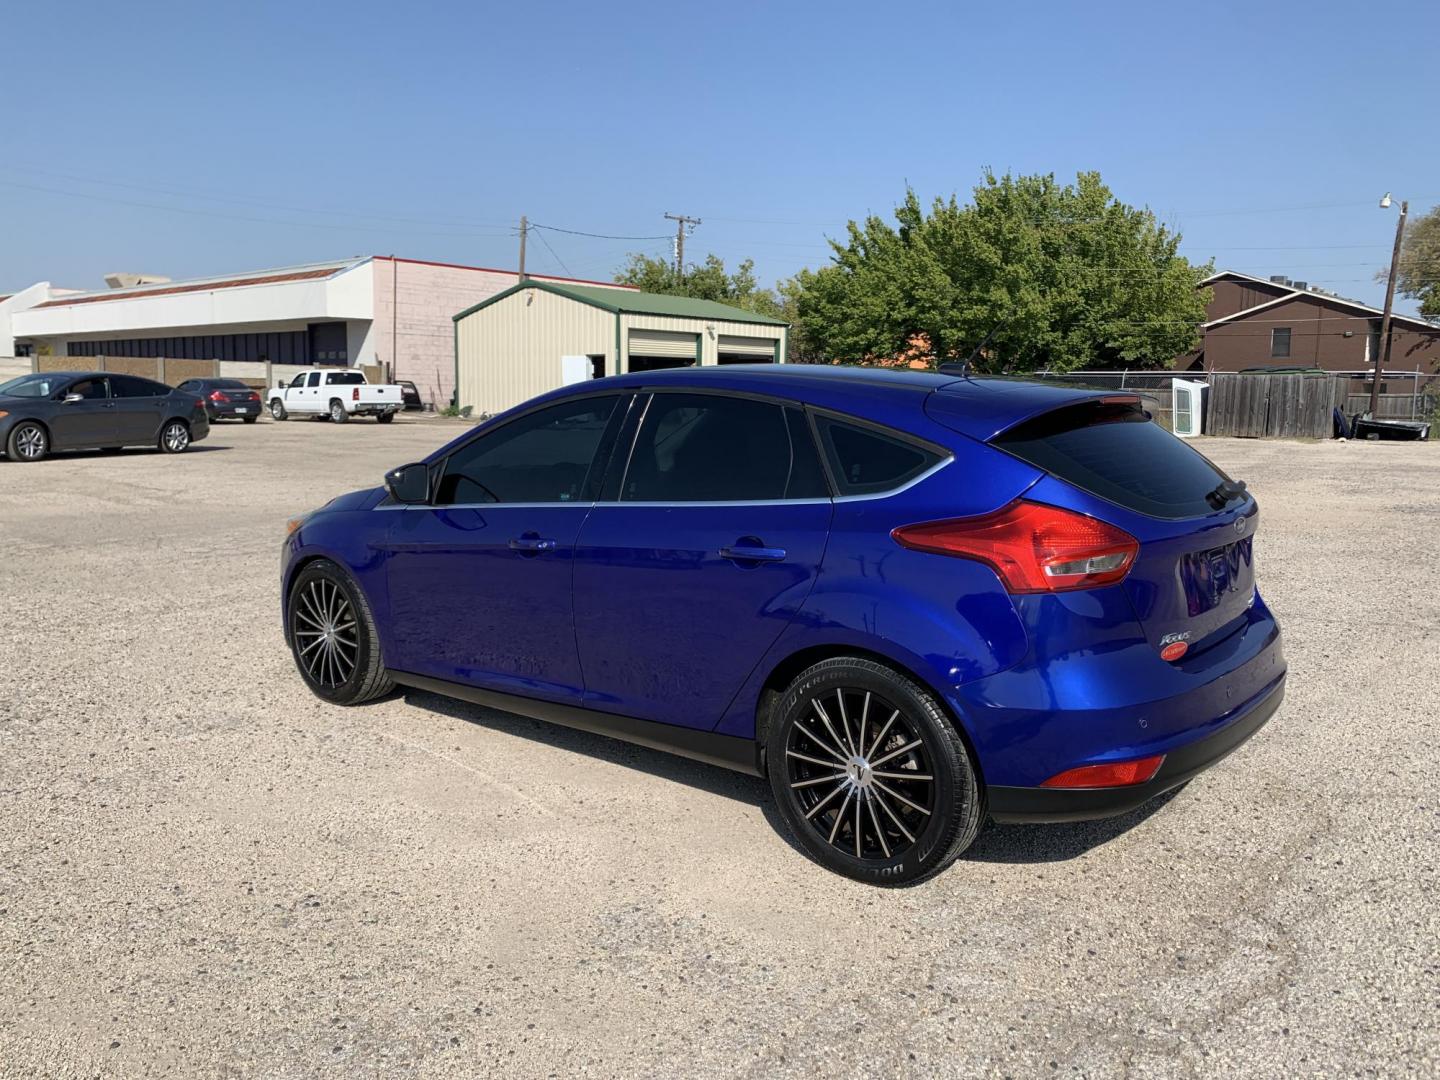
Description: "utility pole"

(664, 212), (701, 280)
(1370, 197), (1409, 418)
(518, 216), (528, 281)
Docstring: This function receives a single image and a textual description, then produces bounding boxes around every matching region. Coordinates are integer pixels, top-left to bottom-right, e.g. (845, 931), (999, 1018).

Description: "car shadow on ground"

(48, 445), (232, 460)
(397, 688), (1181, 870)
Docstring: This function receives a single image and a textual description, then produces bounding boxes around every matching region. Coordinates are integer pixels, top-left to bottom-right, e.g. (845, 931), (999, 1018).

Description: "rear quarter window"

(994, 401), (1232, 519)
(815, 416), (944, 496)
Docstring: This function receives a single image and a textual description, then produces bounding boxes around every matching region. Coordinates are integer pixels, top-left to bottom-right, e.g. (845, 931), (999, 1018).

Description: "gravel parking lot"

(1, 417), (1436, 1078)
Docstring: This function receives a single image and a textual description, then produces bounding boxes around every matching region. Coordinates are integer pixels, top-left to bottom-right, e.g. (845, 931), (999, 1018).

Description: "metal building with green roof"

(453, 280), (788, 413)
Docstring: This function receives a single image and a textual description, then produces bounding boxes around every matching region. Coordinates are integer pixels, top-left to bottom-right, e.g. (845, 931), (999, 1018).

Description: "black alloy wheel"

(768, 657), (983, 885)
(287, 560), (394, 705)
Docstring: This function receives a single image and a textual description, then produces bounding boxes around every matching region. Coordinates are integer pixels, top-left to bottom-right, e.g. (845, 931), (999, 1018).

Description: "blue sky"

(4, 0), (1437, 313)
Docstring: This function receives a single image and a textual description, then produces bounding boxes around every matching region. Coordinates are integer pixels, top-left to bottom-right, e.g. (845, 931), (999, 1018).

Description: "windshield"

(0, 374), (66, 398)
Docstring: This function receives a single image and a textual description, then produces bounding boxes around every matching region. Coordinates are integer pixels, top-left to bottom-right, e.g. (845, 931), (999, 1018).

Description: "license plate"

(234, 407), (249, 414)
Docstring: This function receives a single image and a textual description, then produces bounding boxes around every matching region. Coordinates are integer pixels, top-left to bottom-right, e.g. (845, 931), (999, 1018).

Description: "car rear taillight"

(193, 398), (205, 410)
(208, 390), (229, 402)
(1040, 755), (1164, 789)
(352, 387), (360, 401)
(891, 499), (1138, 593)
(248, 392), (260, 401)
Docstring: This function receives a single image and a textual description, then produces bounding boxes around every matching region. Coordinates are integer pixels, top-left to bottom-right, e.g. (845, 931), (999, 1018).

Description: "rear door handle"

(720, 545), (787, 563)
(509, 536), (558, 553)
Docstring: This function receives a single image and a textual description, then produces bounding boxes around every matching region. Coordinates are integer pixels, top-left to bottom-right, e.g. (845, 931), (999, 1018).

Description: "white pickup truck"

(268, 369), (403, 424)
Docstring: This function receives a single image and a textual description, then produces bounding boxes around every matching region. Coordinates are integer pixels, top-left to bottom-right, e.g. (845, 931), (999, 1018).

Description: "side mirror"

(385, 462), (430, 504)
(62, 393), (84, 404)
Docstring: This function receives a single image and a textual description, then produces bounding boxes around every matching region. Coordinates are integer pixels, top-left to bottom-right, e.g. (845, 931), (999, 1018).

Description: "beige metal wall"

(619, 314), (784, 370)
(456, 287), (614, 414)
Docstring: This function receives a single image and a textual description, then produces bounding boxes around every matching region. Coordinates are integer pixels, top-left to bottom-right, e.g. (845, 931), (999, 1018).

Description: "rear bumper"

(206, 404), (260, 419)
(988, 673), (1284, 823)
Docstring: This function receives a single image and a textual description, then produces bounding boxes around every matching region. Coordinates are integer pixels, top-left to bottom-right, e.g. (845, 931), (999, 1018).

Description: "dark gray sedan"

(0, 371), (210, 462)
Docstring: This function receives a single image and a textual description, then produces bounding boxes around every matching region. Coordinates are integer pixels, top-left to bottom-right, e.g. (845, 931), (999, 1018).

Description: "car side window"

(64, 378), (109, 401)
(620, 393), (827, 503)
(178, 380), (196, 392)
(435, 395), (620, 505)
(306, 372), (322, 388)
(814, 416), (944, 496)
(110, 374), (167, 397)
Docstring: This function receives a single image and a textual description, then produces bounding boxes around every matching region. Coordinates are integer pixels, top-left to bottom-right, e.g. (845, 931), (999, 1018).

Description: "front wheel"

(270, 399), (287, 420)
(158, 420), (191, 454)
(7, 421), (49, 462)
(329, 400), (348, 424)
(287, 559), (394, 704)
(766, 657), (983, 885)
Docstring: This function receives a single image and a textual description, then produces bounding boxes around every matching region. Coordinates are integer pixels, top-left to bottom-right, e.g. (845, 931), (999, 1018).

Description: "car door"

(108, 374), (170, 444)
(48, 377), (118, 449)
(571, 391), (833, 730)
(297, 371), (322, 412)
(382, 392), (626, 705)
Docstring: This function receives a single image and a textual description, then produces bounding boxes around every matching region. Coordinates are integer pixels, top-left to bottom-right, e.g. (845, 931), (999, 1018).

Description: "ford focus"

(280, 366), (1285, 884)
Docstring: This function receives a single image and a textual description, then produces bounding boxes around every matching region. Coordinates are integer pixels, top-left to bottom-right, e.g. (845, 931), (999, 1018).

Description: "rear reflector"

(891, 499), (1138, 593)
(1040, 755), (1164, 789)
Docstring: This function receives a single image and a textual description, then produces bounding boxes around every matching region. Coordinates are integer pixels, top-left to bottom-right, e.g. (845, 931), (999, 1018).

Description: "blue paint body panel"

(280, 365), (1285, 804)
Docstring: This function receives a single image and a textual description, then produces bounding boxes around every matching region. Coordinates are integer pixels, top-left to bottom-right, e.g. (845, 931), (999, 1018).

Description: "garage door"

(628, 330), (697, 359)
(716, 335), (777, 364)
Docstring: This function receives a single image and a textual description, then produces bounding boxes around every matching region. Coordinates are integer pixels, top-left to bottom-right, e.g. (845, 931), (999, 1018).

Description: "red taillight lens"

(208, 390), (228, 402)
(1040, 755), (1164, 789)
(248, 392), (260, 401)
(193, 398), (205, 410)
(891, 500), (1138, 593)
(352, 387), (360, 401)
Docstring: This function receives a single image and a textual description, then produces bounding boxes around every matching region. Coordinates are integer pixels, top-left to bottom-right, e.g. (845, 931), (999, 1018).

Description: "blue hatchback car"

(281, 366), (1285, 884)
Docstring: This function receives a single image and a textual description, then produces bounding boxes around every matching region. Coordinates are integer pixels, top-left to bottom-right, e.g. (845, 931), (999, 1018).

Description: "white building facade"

(5, 257), (631, 408)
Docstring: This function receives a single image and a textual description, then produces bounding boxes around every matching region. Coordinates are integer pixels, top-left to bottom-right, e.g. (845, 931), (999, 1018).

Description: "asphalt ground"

(1, 415), (1436, 1077)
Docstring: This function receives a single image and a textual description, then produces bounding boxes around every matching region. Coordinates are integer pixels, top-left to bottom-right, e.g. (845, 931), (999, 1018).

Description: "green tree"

(1393, 205), (1440, 318)
(793, 172), (1211, 372)
(615, 252), (781, 315)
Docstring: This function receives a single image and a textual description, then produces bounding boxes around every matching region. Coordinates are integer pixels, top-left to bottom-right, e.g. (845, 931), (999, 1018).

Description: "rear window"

(995, 402), (1232, 519)
(815, 416), (944, 496)
(325, 372), (366, 385)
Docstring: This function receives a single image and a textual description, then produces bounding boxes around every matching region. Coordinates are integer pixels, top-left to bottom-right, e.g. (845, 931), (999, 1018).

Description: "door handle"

(720, 544), (787, 563)
(509, 536), (558, 553)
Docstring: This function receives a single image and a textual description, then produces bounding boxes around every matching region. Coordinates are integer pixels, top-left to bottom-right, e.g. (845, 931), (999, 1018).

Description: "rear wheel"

(270, 398), (287, 420)
(287, 559), (393, 705)
(243, 415), (259, 425)
(329, 400), (348, 424)
(158, 420), (190, 454)
(7, 421), (49, 462)
(767, 657), (983, 885)
(376, 411), (395, 424)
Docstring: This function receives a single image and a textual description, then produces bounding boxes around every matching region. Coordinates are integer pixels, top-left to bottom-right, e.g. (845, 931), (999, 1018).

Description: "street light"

(1370, 194), (1409, 418)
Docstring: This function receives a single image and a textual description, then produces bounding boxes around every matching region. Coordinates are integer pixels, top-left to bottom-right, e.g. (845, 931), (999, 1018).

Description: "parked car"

(398, 380), (424, 411)
(1, 371), (208, 462)
(176, 377), (263, 423)
(268, 369), (402, 424)
(279, 366), (1285, 884)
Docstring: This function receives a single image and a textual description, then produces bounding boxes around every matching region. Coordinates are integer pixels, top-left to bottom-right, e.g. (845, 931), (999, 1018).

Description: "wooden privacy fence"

(1207, 373), (1348, 439)
(1343, 393), (1437, 421)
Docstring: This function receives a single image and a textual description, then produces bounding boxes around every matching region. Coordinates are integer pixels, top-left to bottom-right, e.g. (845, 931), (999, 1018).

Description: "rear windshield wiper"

(1205, 478), (1248, 510)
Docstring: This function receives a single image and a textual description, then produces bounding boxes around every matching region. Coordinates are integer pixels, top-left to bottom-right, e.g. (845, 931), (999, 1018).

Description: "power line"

(529, 222), (671, 241)
(533, 228), (574, 278)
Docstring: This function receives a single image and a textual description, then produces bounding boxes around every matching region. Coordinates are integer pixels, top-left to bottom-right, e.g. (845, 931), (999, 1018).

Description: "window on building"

(1270, 327), (1292, 359)
(435, 396), (620, 505)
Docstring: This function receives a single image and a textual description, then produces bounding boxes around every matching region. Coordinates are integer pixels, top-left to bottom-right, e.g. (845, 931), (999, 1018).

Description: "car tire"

(7, 420), (50, 462)
(270, 399), (288, 420)
(329, 400), (348, 424)
(287, 559), (394, 705)
(766, 657), (983, 885)
(243, 416), (259, 425)
(376, 411), (395, 424)
(158, 420), (191, 454)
